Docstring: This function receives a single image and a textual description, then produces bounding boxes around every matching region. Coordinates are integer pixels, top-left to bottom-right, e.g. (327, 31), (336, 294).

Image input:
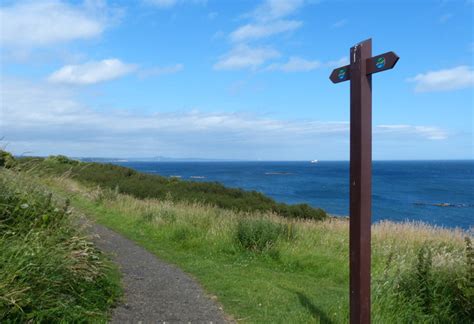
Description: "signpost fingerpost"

(329, 38), (399, 324)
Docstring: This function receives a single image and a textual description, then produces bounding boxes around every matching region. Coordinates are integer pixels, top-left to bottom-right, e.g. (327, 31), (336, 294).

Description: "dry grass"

(50, 176), (471, 255)
(373, 220), (468, 246)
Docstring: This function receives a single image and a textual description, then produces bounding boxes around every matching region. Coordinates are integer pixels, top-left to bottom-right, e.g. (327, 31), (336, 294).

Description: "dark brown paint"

(366, 51), (399, 75)
(329, 64), (351, 83)
(349, 38), (372, 324)
(328, 38), (399, 324)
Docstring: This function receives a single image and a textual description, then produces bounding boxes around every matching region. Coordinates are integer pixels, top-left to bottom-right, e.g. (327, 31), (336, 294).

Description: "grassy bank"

(41, 174), (472, 323)
(0, 168), (121, 322)
(18, 155), (327, 220)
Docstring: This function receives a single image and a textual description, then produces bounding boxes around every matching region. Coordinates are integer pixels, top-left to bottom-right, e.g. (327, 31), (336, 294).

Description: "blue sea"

(114, 161), (473, 230)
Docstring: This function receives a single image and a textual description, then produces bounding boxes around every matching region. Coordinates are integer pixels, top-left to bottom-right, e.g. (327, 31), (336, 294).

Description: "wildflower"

(20, 203), (29, 209)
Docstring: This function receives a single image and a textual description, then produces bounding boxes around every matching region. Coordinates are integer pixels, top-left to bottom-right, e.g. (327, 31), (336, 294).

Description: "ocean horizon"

(79, 157), (474, 162)
(107, 160), (474, 230)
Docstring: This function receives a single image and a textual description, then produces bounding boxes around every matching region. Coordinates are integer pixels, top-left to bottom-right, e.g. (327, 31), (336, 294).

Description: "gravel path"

(88, 222), (229, 323)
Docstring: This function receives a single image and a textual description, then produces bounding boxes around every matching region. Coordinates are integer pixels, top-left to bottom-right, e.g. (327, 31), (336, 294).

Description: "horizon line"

(15, 154), (474, 162)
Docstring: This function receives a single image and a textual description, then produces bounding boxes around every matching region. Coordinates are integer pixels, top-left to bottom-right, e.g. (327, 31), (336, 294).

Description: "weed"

(236, 218), (294, 253)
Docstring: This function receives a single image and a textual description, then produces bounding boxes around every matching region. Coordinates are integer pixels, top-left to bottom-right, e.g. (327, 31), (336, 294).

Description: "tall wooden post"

(349, 38), (372, 324)
(329, 38), (399, 323)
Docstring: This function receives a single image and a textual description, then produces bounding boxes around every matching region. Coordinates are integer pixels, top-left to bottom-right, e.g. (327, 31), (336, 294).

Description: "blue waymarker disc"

(376, 57), (386, 69)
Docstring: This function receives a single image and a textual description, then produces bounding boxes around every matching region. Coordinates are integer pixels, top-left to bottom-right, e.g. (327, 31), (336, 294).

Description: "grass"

(17, 155), (327, 221)
(0, 168), (122, 322)
(6, 152), (473, 322)
(41, 174), (472, 323)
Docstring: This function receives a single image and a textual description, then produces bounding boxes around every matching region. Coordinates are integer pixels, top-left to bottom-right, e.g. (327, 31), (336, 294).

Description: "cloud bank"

(0, 79), (450, 159)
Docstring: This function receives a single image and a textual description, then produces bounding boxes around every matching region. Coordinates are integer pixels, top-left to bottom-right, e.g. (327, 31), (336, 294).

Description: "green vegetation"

(43, 174), (472, 323)
(372, 235), (473, 323)
(18, 155), (327, 220)
(0, 167), (121, 322)
(0, 150), (16, 169)
(236, 218), (295, 253)
(4, 152), (472, 323)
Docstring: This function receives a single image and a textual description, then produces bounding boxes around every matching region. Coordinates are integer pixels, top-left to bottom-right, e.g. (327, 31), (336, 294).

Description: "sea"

(113, 161), (473, 230)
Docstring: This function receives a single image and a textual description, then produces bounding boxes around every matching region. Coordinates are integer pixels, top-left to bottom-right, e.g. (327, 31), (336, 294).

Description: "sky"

(0, 0), (473, 160)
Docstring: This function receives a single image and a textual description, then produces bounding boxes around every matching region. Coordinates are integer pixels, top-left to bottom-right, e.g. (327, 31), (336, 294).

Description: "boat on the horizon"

(310, 160), (319, 164)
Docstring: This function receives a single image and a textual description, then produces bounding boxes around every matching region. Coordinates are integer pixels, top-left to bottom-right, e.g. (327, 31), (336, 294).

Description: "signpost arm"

(349, 38), (372, 324)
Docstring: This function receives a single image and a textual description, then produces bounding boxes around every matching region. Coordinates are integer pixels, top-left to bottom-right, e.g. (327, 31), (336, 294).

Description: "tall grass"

(372, 233), (473, 323)
(46, 176), (473, 323)
(0, 169), (121, 322)
(236, 218), (295, 253)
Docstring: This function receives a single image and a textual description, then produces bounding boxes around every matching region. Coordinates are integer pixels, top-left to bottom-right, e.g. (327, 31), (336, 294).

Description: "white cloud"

(0, 79), (451, 158)
(331, 19), (347, 28)
(229, 0), (306, 42)
(213, 45), (280, 71)
(326, 57), (349, 68)
(251, 0), (305, 22)
(144, 0), (177, 7)
(439, 13), (453, 23)
(266, 56), (320, 72)
(208, 11), (218, 19)
(230, 20), (302, 42)
(138, 64), (184, 78)
(218, 0), (310, 70)
(144, 0), (207, 8)
(264, 56), (349, 73)
(407, 65), (474, 92)
(376, 125), (448, 140)
(0, 0), (108, 47)
(48, 59), (137, 85)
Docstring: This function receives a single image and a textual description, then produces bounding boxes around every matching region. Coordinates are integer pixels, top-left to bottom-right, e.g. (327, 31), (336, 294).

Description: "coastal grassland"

(0, 169), (122, 322)
(17, 155), (327, 220)
(42, 174), (473, 323)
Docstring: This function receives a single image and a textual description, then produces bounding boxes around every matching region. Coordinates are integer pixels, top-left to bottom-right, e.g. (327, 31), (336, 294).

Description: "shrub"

(236, 218), (294, 253)
(16, 155), (328, 221)
(0, 175), (66, 232)
(276, 203), (327, 220)
(44, 155), (80, 165)
(0, 150), (16, 169)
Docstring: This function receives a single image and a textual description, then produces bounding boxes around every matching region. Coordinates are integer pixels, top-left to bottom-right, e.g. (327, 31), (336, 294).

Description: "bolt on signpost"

(329, 39), (399, 324)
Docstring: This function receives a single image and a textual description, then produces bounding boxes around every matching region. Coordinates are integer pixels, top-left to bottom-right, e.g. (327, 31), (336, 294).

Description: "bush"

(236, 218), (294, 253)
(0, 150), (16, 169)
(0, 175), (66, 232)
(276, 203), (327, 221)
(44, 155), (80, 165)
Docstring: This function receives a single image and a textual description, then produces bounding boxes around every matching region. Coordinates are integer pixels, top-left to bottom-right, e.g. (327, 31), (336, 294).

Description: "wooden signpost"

(329, 39), (399, 324)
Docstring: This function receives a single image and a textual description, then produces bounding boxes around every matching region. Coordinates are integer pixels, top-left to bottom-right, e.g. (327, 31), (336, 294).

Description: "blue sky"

(0, 0), (473, 160)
